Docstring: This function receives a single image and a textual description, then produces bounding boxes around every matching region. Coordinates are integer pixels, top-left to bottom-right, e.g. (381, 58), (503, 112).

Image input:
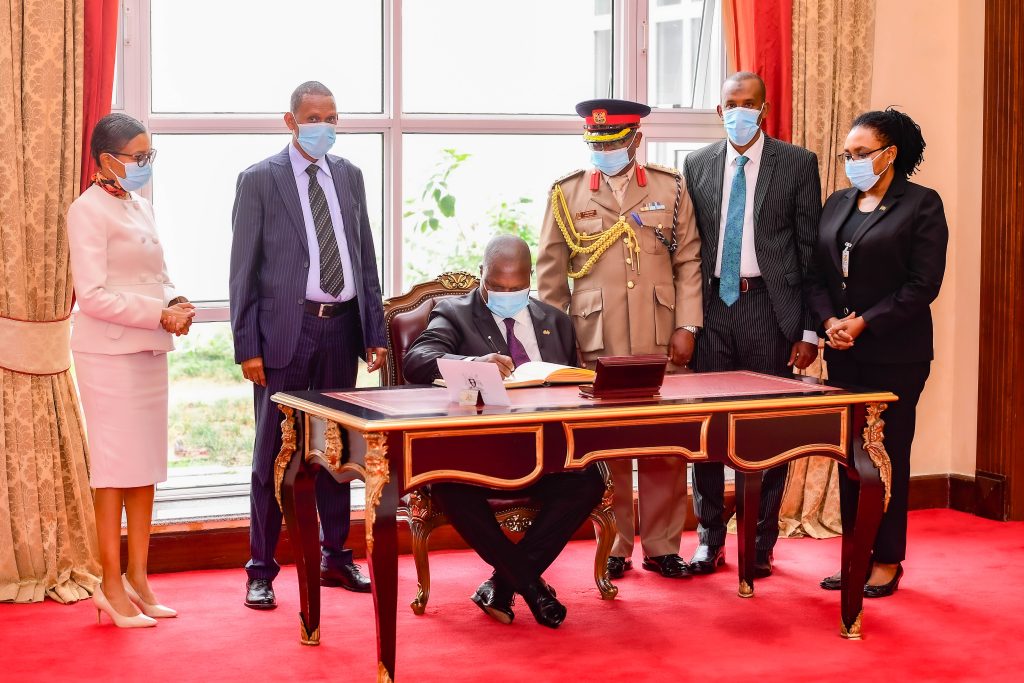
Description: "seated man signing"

(403, 235), (605, 628)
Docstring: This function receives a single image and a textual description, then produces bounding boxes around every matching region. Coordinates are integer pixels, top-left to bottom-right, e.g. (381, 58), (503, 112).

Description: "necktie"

(306, 164), (345, 297)
(503, 318), (531, 368)
(719, 155), (749, 306)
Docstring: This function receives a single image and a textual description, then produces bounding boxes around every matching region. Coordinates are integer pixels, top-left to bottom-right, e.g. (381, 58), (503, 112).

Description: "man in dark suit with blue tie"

(230, 81), (387, 609)
(683, 72), (822, 579)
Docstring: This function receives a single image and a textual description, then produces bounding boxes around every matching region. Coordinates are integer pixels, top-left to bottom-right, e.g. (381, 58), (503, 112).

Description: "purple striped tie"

(503, 318), (531, 368)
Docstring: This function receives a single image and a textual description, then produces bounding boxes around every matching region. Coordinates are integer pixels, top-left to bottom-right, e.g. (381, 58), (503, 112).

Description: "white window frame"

(115, 0), (725, 517)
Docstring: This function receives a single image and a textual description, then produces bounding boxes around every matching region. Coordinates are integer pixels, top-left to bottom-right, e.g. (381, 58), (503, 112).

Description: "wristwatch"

(681, 325), (700, 337)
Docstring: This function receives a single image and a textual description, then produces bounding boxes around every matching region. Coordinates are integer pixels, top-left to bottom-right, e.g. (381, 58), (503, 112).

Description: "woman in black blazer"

(810, 108), (948, 597)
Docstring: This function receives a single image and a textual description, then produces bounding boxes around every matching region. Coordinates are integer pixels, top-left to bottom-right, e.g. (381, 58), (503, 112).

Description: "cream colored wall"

(869, 0), (984, 476)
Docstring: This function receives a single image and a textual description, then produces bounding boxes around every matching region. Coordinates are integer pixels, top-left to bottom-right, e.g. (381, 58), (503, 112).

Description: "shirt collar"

(726, 131), (765, 167)
(288, 142), (332, 179)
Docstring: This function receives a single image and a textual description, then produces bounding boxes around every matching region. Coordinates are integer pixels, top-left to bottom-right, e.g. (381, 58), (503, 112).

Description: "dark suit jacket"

(808, 175), (948, 364)
(683, 135), (822, 339)
(403, 290), (578, 384)
(229, 146), (386, 369)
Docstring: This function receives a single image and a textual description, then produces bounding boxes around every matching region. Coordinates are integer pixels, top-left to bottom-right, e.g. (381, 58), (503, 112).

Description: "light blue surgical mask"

(116, 161), (153, 191)
(484, 288), (531, 319)
(591, 147), (632, 176)
(845, 147), (892, 191)
(722, 105), (764, 146)
(295, 122), (337, 159)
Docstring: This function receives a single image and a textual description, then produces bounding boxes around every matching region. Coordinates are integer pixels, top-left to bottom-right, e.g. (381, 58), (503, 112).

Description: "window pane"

(402, 134), (586, 289)
(151, 134), (383, 302)
(648, 0), (724, 109)
(647, 140), (707, 171)
(150, 0), (383, 114)
(403, 0), (612, 114)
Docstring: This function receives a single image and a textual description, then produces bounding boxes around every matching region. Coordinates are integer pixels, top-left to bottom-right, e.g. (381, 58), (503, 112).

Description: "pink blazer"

(68, 184), (177, 355)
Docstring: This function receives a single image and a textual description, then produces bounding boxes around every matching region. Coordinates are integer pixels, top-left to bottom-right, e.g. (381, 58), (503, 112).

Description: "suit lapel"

(752, 135), (776, 225)
(327, 155), (361, 258)
(471, 290), (508, 355)
(823, 188), (858, 274)
(702, 141), (727, 264)
(527, 300), (553, 362)
(270, 148), (308, 250)
(848, 175), (908, 248)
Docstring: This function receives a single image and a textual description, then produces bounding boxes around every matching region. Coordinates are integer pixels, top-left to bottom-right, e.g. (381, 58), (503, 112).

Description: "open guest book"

(434, 361), (595, 389)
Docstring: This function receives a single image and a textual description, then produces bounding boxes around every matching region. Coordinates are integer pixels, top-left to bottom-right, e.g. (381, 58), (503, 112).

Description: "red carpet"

(4, 509), (1021, 682)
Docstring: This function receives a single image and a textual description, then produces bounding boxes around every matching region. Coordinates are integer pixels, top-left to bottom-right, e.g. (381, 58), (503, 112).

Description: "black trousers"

(825, 352), (930, 564)
(690, 284), (793, 551)
(246, 308), (362, 581)
(431, 468), (605, 594)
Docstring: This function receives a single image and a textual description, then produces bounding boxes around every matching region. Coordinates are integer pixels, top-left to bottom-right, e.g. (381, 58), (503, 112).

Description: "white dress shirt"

(715, 134), (818, 344)
(491, 304), (541, 363)
(288, 143), (356, 303)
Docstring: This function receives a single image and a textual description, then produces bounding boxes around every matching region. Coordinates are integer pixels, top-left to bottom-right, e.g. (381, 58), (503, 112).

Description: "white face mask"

(845, 147), (892, 191)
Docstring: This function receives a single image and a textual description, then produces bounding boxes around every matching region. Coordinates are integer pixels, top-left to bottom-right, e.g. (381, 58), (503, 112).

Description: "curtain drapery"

(780, 0), (877, 540)
(80, 0), (118, 192)
(0, 0), (100, 603)
(723, 0), (794, 141)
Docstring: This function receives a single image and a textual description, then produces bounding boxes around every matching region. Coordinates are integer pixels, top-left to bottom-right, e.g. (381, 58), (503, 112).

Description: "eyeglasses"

(107, 149), (158, 167)
(838, 146), (889, 163)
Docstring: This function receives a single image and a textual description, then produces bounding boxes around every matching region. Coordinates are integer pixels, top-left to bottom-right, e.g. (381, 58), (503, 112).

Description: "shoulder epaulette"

(552, 169), (585, 187)
(645, 162), (681, 177)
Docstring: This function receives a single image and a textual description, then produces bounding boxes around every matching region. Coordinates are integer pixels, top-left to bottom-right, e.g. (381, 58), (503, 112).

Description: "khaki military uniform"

(537, 163), (703, 558)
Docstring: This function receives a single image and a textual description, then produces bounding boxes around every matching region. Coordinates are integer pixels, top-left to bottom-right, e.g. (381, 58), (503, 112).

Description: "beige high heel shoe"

(122, 574), (177, 618)
(93, 584), (157, 628)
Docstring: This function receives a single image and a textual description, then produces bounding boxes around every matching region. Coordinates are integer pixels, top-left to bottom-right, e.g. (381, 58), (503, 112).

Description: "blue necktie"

(719, 155), (749, 306)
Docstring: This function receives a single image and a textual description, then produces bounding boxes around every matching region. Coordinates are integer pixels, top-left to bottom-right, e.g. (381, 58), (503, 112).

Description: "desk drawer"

(403, 425), (543, 489)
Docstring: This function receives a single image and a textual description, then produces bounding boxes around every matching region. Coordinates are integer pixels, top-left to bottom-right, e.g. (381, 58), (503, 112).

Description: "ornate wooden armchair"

(385, 271), (617, 615)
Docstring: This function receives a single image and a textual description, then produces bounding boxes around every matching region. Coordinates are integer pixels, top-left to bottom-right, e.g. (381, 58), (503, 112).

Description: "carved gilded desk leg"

(364, 432), (398, 682)
(590, 474), (619, 600)
(839, 402), (890, 639)
(276, 407), (322, 646)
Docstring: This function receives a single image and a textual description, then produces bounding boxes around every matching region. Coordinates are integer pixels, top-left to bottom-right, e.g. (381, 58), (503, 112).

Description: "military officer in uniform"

(537, 99), (703, 580)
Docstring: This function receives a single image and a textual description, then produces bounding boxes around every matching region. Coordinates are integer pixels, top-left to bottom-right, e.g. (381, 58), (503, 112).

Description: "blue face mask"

(484, 288), (531, 319)
(845, 147), (892, 191)
(590, 146), (632, 176)
(722, 105), (764, 146)
(295, 122), (337, 159)
(115, 160), (153, 192)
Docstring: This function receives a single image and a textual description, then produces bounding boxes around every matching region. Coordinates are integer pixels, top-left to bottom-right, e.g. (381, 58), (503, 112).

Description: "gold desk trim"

(273, 406), (297, 512)
(863, 402), (892, 512)
(273, 390), (898, 433)
(728, 406), (849, 470)
(404, 425), (544, 489)
(364, 432), (390, 554)
(563, 415), (710, 468)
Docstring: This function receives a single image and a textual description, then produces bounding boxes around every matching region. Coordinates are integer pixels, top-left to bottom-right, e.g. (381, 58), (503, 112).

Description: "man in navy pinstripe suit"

(683, 72), (822, 579)
(230, 81), (387, 609)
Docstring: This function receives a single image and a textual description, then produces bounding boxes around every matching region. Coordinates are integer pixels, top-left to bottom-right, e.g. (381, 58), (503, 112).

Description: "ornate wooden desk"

(272, 371), (896, 682)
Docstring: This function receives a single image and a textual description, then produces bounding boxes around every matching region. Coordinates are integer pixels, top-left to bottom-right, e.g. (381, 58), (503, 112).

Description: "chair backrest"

(382, 271), (479, 386)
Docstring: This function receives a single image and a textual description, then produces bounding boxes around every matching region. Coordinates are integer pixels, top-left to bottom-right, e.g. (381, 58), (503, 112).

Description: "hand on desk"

(475, 353), (515, 378)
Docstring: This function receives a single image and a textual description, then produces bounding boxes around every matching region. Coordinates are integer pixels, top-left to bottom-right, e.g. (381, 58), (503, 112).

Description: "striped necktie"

(306, 164), (345, 297)
(719, 155), (749, 306)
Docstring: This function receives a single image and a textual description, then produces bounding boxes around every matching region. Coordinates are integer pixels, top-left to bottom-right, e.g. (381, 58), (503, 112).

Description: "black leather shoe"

(642, 553), (693, 578)
(470, 575), (515, 625)
(754, 549), (774, 578)
(820, 573), (842, 590)
(244, 578), (276, 610)
(688, 545), (726, 575)
(864, 564), (903, 598)
(606, 556), (633, 579)
(321, 563), (372, 593)
(521, 580), (566, 629)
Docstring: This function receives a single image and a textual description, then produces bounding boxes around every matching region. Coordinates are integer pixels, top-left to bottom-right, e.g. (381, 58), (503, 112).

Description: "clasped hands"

(825, 312), (866, 350)
(161, 301), (195, 336)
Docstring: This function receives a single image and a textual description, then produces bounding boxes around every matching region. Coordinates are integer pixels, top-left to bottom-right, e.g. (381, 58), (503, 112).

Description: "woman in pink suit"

(69, 113), (195, 628)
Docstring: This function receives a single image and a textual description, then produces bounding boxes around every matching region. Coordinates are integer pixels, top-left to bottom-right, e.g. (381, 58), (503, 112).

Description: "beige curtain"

(0, 0), (100, 602)
(781, 0), (876, 539)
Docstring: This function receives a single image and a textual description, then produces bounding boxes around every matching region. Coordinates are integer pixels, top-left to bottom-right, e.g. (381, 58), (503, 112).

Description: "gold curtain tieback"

(0, 314), (72, 375)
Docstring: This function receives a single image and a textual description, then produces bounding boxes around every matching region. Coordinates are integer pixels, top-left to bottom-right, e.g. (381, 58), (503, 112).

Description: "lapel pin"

(880, 205), (887, 211)
(542, 330), (551, 335)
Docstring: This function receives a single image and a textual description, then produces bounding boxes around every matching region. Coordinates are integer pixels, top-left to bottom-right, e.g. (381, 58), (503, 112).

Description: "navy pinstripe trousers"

(691, 283), (791, 551)
(246, 307), (361, 581)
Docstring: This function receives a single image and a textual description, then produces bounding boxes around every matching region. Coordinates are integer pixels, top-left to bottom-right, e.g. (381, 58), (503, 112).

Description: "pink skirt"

(73, 351), (168, 488)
